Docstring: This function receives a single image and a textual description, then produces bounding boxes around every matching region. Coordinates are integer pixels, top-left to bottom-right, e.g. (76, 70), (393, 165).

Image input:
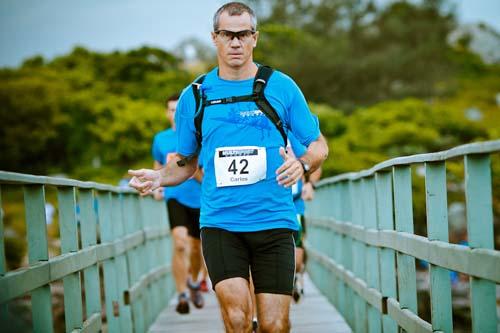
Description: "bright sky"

(0, 0), (499, 67)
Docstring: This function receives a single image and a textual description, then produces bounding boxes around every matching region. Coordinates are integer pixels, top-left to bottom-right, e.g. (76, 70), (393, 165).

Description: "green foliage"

(254, 0), (458, 110)
(0, 46), (192, 182)
(0, 69), (70, 172)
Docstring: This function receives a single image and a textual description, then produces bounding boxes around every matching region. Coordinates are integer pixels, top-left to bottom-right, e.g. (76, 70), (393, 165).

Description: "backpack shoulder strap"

(253, 66), (288, 146)
(192, 74), (207, 148)
(176, 74), (206, 167)
(192, 74), (206, 114)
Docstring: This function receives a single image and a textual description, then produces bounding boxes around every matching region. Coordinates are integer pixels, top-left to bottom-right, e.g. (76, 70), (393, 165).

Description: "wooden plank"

(308, 217), (500, 282)
(424, 162), (453, 333)
(0, 171), (135, 193)
(392, 166), (418, 314)
(72, 313), (102, 333)
(58, 187), (84, 332)
(0, 185), (5, 274)
(315, 139), (500, 185)
(362, 177), (382, 333)
(111, 193), (133, 333)
(97, 191), (120, 333)
(24, 184), (54, 333)
(464, 154), (497, 333)
(306, 245), (384, 312)
(375, 170), (397, 333)
(123, 194), (144, 333)
(78, 189), (102, 320)
(386, 298), (433, 333)
(349, 179), (367, 332)
(0, 185), (7, 321)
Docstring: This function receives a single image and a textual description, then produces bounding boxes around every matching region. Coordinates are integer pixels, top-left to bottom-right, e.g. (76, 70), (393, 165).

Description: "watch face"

(300, 160), (310, 172)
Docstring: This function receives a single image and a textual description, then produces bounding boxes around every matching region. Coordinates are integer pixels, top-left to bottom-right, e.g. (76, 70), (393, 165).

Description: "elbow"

(319, 134), (329, 162)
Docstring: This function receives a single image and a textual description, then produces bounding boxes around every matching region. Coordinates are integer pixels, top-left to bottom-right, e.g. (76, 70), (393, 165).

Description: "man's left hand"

(276, 147), (303, 188)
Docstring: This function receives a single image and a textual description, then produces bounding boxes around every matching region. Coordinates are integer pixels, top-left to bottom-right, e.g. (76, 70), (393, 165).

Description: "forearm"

(300, 134), (329, 174)
(308, 167), (322, 183)
(159, 154), (198, 186)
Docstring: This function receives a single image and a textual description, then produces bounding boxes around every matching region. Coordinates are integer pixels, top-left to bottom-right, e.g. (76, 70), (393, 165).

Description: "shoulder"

(265, 68), (304, 105)
(266, 69), (303, 99)
(268, 69), (299, 90)
(154, 128), (173, 141)
(177, 68), (217, 111)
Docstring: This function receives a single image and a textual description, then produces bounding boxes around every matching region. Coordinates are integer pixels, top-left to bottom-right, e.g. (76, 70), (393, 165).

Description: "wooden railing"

(0, 172), (174, 333)
(306, 140), (500, 333)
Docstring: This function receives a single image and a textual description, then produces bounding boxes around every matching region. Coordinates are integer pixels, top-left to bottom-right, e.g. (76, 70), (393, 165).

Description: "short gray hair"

(213, 2), (257, 31)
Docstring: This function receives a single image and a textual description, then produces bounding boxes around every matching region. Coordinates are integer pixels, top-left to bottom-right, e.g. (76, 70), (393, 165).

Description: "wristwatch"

(299, 159), (311, 174)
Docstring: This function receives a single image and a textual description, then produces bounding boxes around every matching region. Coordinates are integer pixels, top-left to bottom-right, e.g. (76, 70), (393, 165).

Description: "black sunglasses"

(214, 29), (256, 42)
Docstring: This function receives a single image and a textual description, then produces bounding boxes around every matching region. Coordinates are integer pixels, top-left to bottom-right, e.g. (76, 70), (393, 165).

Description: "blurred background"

(1, 0), (499, 180)
(0, 0), (499, 331)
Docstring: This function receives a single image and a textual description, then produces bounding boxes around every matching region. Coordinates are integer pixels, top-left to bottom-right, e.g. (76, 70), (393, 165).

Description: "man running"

(151, 93), (204, 314)
(129, 2), (328, 332)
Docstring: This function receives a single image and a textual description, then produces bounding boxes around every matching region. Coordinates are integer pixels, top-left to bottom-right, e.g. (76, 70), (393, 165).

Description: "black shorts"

(166, 199), (201, 239)
(201, 227), (295, 295)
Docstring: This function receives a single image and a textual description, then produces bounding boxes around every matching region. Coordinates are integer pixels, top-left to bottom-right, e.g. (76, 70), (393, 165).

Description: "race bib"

(214, 146), (267, 187)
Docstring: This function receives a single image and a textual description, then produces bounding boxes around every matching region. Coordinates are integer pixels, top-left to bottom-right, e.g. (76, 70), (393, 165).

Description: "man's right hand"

(128, 169), (162, 196)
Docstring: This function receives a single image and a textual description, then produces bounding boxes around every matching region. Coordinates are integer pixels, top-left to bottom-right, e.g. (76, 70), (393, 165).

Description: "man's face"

(166, 100), (178, 127)
(211, 11), (258, 69)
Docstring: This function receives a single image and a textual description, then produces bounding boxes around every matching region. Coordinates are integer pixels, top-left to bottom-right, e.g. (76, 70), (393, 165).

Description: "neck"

(218, 60), (258, 81)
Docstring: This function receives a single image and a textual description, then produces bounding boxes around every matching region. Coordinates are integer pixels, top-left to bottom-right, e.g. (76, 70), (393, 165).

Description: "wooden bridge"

(0, 140), (499, 332)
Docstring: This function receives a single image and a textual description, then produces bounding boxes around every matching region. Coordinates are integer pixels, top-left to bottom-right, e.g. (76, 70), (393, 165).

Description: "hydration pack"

(177, 65), (288, 167)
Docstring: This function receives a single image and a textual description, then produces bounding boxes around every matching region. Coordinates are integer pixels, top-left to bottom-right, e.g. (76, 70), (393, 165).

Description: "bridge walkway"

(149, 273), (352, 333)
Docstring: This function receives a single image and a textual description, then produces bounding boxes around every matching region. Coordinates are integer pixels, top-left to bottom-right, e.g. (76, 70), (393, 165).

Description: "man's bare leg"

(215, 277), (253, 333)
(172, 226), (189, 292)
(171, 226), (190, 313)
(188, 236), (205, 308)
(189, 237), (202, 282)
(256, 293), (292, 333)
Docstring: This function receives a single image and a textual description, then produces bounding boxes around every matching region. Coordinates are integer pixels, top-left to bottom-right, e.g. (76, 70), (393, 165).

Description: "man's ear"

(253, 31), (259, 48)
(211, 32), (217, 46)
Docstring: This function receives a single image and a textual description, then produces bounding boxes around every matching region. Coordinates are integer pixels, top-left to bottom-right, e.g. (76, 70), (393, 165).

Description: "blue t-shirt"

(288, 133), (307, 215)
(175, 66), (320, 231)
(151, 128), (201, 209)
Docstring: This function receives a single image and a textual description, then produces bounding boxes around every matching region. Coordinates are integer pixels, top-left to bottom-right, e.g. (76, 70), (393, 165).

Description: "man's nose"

(229, 36), (242, 46)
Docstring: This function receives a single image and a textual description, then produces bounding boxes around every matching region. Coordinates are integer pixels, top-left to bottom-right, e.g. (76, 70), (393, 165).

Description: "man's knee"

(173, 236), (188, 253)
(190, 241), (202, 256)
(224, 307), (252, 331)
(172, 227), (189, 253)
(259, 317), (290, 333)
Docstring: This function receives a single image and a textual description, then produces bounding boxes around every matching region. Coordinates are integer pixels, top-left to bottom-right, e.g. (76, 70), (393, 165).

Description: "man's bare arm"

(308, 166), (322, 183)
(300, 134), (328, 175)
(129, 154), (198, 195)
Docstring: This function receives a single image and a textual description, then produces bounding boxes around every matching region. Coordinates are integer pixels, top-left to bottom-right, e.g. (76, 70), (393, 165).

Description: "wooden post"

(24, 185), (53, 333)
(79, 189), (102, 326)
(375, 171), (398, 333)
(57, 186), (84, 332)
(425, 162), (453, 333)
(392, 166), (418, 313)
(464, 155), (496, 333)
(0, 186), (8, 323)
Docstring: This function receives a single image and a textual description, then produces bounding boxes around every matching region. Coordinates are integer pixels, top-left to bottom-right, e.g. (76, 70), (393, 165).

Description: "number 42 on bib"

(214, 146), (267, 187)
